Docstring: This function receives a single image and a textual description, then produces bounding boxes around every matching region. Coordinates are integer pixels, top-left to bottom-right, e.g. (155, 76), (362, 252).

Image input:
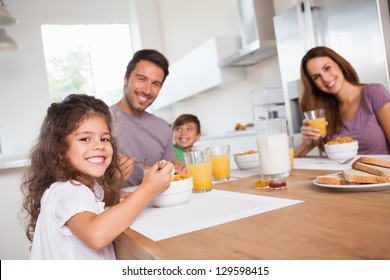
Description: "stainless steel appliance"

(273, 0), (390, 134)
(251, 87), (286, 121)
(287, 79), (305, 134)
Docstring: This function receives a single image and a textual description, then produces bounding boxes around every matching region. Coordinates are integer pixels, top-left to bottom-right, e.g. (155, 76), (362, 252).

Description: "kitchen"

(1, 0), (390, 261)
(0, 0), (289, 259)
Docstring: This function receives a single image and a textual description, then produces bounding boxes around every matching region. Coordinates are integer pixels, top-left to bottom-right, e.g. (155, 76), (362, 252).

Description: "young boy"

(172, 114), (201, 162)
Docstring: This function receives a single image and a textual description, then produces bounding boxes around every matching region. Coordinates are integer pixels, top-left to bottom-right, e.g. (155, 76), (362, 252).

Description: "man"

(111, 49), (186, 187)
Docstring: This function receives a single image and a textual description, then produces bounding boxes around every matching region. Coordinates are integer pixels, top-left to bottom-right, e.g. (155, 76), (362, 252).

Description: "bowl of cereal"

(234, 150), (260, 170)
(151, 173), (193, 207)
(324, 137), (359, 161)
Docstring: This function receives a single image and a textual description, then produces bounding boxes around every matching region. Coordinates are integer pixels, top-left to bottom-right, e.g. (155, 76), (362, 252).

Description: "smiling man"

(111, 49), (186, 187)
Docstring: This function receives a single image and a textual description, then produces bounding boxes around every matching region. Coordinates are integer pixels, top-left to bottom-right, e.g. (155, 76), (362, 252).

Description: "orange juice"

(187, 162), (212, 192)
(309, 117), (327, 136)
(211, 154), (230, 180)
(289, 148), (294, 168)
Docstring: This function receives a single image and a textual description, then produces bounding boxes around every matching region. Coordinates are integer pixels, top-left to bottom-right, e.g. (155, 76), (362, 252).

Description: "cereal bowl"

(234, 150), (260, 170)
(151, 174), (193, 207)
(324, 138), (358, 161)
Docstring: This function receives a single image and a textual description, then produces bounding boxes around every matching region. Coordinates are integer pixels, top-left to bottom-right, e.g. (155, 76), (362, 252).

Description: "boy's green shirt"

(174, 144), (186, 162)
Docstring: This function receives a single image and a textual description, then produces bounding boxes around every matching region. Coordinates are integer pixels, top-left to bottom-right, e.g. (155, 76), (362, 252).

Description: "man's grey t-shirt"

(111, 104), (175, 187)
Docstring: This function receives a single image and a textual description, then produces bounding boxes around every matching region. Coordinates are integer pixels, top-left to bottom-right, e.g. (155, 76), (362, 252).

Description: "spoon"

(157, 160), (166, 170)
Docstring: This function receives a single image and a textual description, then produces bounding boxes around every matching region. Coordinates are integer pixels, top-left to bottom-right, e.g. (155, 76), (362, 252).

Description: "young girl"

(21, 94), (173, 259)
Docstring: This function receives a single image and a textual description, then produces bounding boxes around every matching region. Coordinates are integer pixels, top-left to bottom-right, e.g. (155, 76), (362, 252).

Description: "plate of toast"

(313, 156), (390, 191)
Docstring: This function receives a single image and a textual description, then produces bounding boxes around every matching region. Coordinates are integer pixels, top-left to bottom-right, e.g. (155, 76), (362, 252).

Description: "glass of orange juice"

(289, 135), (294, 168)
(207, 145), (230, 181)
(183, 150), (213, 192)
(304, 108), (327, 137)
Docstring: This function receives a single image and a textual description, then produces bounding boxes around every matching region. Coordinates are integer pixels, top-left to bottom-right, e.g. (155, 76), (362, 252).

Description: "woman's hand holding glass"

(300, 119), (328, 145)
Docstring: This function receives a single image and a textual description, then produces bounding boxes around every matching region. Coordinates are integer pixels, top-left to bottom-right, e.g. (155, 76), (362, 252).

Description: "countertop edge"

(200, 129), (255, 141)
(0, 159), (31, 170)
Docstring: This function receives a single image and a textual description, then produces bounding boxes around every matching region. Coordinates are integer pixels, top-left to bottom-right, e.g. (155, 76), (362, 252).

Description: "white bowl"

(234, 152), (260, 170)
(324, 141), (358, 161)
(151, 175), (193, 207)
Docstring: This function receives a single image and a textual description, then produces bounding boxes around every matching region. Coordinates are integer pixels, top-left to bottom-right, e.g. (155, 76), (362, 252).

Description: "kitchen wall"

(0, 0), (295, 259)
(152, 0), (296, 136)
(0, 0), (130, 161)
(0, 0), (296, 160)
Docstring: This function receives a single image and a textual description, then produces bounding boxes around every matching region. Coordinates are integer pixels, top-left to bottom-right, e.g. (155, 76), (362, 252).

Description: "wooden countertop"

(114, 168), (390, 260)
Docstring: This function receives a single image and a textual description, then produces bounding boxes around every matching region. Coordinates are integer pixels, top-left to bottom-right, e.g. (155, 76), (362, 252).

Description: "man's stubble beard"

(123, 88), (146, 114)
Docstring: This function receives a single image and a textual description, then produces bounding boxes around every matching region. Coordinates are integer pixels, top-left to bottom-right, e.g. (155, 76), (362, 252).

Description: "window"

(41, 24), (132, 105)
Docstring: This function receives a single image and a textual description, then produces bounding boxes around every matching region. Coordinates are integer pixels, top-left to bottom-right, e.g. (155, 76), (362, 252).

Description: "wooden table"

(114, 169), (390, 260)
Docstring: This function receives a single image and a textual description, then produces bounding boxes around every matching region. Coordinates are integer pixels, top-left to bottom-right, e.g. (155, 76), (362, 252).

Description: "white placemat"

(130, 189), (302, 241)
(294, 157), (353, 170)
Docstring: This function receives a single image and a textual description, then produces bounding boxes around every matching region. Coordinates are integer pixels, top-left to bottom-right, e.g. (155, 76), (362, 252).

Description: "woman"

(295, 46), (390, 156)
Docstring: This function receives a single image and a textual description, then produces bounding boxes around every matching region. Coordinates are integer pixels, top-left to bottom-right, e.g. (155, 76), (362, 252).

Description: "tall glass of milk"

(255, 118), (291, 189)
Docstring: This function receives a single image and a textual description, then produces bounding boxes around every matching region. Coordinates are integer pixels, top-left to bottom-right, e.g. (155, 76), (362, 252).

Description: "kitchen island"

(114, 168), (390, 260)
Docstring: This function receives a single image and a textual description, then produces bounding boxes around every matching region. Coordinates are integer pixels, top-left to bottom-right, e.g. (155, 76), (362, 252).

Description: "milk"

(256, 133), (290, 175)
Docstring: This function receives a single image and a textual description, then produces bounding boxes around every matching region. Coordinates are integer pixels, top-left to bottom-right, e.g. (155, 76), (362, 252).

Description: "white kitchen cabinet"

(153, 37), (246, 110)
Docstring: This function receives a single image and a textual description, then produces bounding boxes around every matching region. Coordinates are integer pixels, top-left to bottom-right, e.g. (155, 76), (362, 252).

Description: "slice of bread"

(352, 161), (390, 177)
(315, 157), (390, 185)
(342, 169), (390, 184)
(354, 157), (390, 168)
(316, 173), (351, 185)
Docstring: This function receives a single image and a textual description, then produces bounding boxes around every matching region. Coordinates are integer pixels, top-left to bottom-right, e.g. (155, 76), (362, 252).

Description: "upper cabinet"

(218, 0), (277, 67)
(152, 37), (245, 110)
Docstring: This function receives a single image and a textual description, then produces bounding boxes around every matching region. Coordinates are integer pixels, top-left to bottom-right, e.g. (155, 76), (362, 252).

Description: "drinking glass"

(289, 135), (294, 168)
(207, 145), (230, 181)
(183, 150), (213, 193)
(304, 109), (327, 137)
(255, 118), (291, 189)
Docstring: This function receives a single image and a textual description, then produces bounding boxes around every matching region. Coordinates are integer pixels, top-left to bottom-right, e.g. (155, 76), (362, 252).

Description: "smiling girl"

(295, 46), (390, 156)
(21, 94), (173, 259)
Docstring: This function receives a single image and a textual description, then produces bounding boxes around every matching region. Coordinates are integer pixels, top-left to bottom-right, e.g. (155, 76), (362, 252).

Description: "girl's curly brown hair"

(21, 94), (123, 242)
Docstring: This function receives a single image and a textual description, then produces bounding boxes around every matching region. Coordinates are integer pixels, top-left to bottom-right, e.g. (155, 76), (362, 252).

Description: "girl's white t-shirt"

(30, 181), (116, 260)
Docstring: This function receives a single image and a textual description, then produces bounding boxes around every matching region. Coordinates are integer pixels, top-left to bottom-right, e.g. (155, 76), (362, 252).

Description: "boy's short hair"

(173, 114), (201, 134)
